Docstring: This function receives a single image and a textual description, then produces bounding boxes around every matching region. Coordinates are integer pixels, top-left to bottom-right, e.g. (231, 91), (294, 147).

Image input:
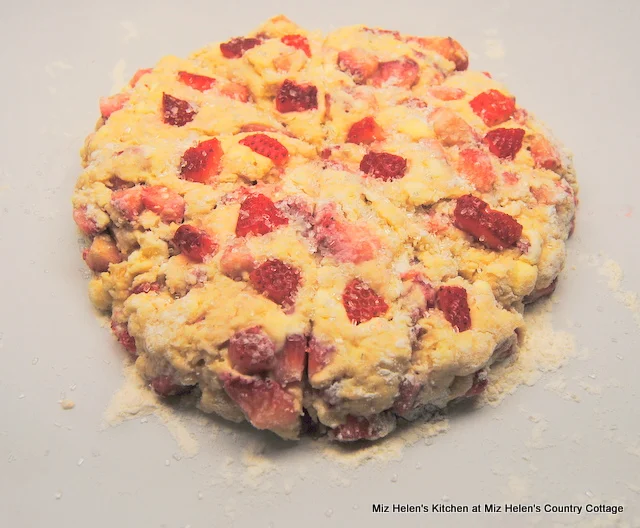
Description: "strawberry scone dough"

(73, 16), (577, 441)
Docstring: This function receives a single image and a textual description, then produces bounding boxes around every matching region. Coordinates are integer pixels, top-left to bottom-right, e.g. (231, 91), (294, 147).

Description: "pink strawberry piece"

(273, 334), (307, 385)
(219, 241), (255, 279)
(330, 414), (396, 442)
(249, 259), (301, 308)
(221, 374), (299, 432)
(360, 151), (407, 181)
(529, 134), (561, 170)
(239, 133), (289, 166)
(414, 36), (469, 71)
(220, 37), (262, 58)
(307, 337), (335, 377)
(235, 194), (288, 237)
(239, 123), (283, 135)
(430, 107), (477, 147)
(177, 71), (216, 91)
(457, 148), (496, 192)
(275, 80), (318, 112)
(437, 285), (472, 332)
(469, 89), (516, 126)
(428, 86), (465, 101)
(465, 370), (488, 397)
(83, 236), (122, 273)
(180, 138), (223, 184)
(172, 224), (218, 262)
(337, 48), (379, 84)
(346, 116), (385, 145)
(111, 321), (137, 357)
(342, 279), (389, 324)
(281, 34), (311, 57)
(129, 68), (152, 87)
(73, 206), (101, 236)
(314, 204), (381, 264)
(484, 128), (525, 159)
(131, 282), (161, 294)
(370, 58), (419, 88)
(228, 326), (277, 375)
(162, 93), (196, 127)
(99, 93), (129, 119)
(453, 194), (523, 250)
(141, 186), (185, 223)
(392, 378), (421, 416)
(111, 187), (144, 221)
(220, 82), (251, 102)
(150, 375), (189, 397)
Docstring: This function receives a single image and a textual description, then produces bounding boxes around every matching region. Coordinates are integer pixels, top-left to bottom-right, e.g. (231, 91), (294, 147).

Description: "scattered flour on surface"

(598, 258), (640, 328)
(59, 399), (75, 410)
(484, 38), (506, 59)
(120, 20), (139, 43)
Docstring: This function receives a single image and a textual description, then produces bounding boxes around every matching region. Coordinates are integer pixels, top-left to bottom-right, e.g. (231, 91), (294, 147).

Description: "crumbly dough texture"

(73, 16), (577, 441)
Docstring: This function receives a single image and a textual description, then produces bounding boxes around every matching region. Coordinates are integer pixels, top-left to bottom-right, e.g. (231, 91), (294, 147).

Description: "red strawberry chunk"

(529, 134), (561, 170)
(342, 279), (388, 324)
(274, 334), (306, 385)
(437, 285), (472, 332)
(465, 370), (488, 397)
(221, 374), (299, 431)
(360, 151), (407, 181)
(281, 34), (311, 57)
(275, 80), (318, 112)
(150, 375), (189, 397)
(131, 281), (161, 294)
(162, 93), (197, 126)
(307, 337), (335, 377)
(111, 321), (137, 357)
(428, 85), (465, 100)
(392, 378), (421, 416)
(370, 58), (419, 88)
(228, 326), (276, 375)
(249, 259), (301, 308)
(469, 89), (515, 126)
(141, 186), (185, 223)
(457, 148), (496, 192)
(180, 138), (223, 183)
(177, 71), (216, 91)
(235, 194), (288, 237)
(220, 37), (262, 58)
(219, 241), (255, 279)
(100, 93), (129, 119)
(330, 414), (396, 442)
(73, 206), (101, 236)
(111, 187), (144, 221)
(346, 116), (385, 145)
(453, 194), (523, 250)
(414, 36), (469, 71)
(337, 48), (379, 84)
(129, 68), (152, 87)
(484, 128), (525, 159)
(314, 204), (381, 264)
(239, 133), (289, 166)
(172, 224), (218, 262)
(220, 82), (251, 102)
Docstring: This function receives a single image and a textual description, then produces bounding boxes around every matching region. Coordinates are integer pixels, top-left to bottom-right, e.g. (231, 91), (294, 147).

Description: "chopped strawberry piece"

(275, 80), (318, 112)
(413, 36), (469, 71)
(469, 89), (515, 126)
(100, 93), (129, 119)
(465, 370), (488, 397)
(428, 85), (465, 100)
(219, 241), (255, 279)
(111, 187), (144, 221)
(220, 37), (262, 58)
(457, 148), (496, 192)
(228, 326), (277, 375)
(107, 176), (134, 190)
(314, 204), (381, 264)
(307, 337), (335, 377)
(239, 133), (289, 166)
(238, 123), (282, 135)
(131, 282), (161, 294)
(221, 374), (299, 431)
(330, 414), (396, 442)
(392, 378), (421, 416)
(484, 128), (525, 159)
(162, 93), (196, 127)
(342, 279), (388, 324)
(177, 71), (216, 91)
(430, 107), (477, 147)
(83, 235), (122, 272)
(512, 108), (528, 125)
(150, 375), (189, 397)
(249, 259), (301, 308)
(274, 334), (307, 385)
(235, 194), (288, 237)
(346, 116), (385, 145)
(529, 134), (561, 170)
(370, 58), (419, 88)
(281, 34), (311, 57)
(502, 171), (519, 185)
(437, 285), (471, 332)
(337, 48), (379, 84)
(111, 321), (137, 357)
(172, 224), (218, 262)
(360, 151), (407, 181)
(141, 186), (185, 223)
(453, 194), (523, 250)
(129, 68), (152, 87)
(73, 206), (101, 236)
(179, 138), (223, 184)
(220, 82), (251, 102)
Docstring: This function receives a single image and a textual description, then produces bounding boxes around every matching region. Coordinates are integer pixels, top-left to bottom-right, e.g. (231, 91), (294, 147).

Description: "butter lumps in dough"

(72, 15), (577, 441)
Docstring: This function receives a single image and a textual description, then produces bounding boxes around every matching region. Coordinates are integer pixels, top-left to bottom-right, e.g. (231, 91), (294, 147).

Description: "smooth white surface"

(1, 1), (639, 527)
